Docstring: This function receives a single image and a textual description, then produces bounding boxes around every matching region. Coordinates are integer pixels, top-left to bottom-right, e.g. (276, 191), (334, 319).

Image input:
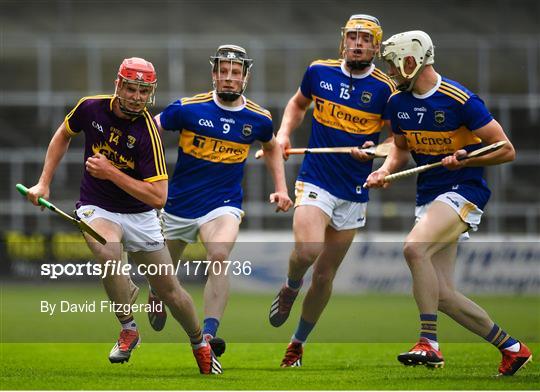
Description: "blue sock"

(419, 313), (438, 342)
(485, 323), (518, 350)
(286, 278), (303, 290)
(203, 317), (220, 338)
(292, 317), (315, 343)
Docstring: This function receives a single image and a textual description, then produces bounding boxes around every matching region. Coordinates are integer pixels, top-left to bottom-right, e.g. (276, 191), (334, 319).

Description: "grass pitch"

(1, 342), (539, 390)
(1, 283), (539, 389)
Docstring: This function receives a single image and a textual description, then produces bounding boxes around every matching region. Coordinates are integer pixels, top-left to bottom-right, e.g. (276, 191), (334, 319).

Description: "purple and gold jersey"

(298, 60), (395, 202)
(386, 75), (493, 208)
(65, 95), (167, 213)
(160, 91), (273, 218)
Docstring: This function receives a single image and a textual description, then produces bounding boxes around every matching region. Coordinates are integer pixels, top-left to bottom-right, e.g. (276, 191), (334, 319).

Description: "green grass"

(1, 283), (539, 389)
(1, 343), (539, 390)
(2, 283), (538, 343)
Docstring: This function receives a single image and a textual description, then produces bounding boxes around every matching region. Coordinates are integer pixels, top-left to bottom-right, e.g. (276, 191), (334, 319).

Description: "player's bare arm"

(85, 154), (167, 208)
(441, 119), (516, 170)
(27, 122), (73, 206)
(276, 89), (312, 159)
(379, 120), (394, 144)
(365, 133), (409, 188)
(261, 136), (292, 212)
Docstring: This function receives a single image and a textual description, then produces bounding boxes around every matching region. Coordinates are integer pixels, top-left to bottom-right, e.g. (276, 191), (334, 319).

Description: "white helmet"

(381, 30), (434, 90)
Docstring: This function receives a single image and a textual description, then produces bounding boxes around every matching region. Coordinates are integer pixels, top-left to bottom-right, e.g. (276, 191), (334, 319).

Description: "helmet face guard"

(381, 30), (435, 91)
(339, 14), (383, 71)
(210, 45), (253, 101)
(114, 57), (157, 116)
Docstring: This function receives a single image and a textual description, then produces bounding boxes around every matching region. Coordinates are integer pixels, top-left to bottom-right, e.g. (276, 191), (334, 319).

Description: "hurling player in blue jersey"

(26, 58), (221, 374)
(365, 31), (531, 376)
(267, 14), (395, 367)
(150, 45), (292, 356)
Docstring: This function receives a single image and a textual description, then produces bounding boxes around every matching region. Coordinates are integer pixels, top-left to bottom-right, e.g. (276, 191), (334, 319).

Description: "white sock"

(121, 318), (137, 331)
(191, 340), (208, 350)
(427, 339), (439, 351)
(503, 342), (520, 353)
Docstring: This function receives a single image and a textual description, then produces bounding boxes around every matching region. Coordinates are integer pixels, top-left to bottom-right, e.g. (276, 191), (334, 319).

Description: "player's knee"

(403, 240), (427, 266)
(206, 250), (229, 263)
(294, 244), (322, 266)
(158, 285), (186, 307)
(311, 269), (334, 289)
(151, 278), (180, 302)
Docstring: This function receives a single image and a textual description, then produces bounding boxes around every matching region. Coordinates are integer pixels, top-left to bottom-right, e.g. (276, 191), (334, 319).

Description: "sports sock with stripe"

(203, 317), (220, 338)
(292, 317), (315, 343)
(189, 327), (207, 349)
(120, 316), (137, 331)
(286, 278), (303, 290)
(485, 323), (519, 352)
(420, 313), (438, 349)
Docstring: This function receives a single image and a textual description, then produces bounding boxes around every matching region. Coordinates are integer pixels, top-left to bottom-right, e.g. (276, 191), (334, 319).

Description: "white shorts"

(161, 206), (244, 243)
(415, 192), (484, 241)
(76, 205), (165, 252)
(294, 181), (367, 231)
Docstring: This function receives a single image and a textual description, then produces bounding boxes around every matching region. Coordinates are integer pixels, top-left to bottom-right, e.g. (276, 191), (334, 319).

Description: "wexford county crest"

(242, 124), (253, 137)
(126, 135), (136, 149)
(361, 91), (372, 104)
(434, 110), (446, 124)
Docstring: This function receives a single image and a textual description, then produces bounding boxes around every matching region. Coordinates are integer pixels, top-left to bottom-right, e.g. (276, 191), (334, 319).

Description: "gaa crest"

(434, 111), (445, 124)
(361, 91), (372, 104)
(242, 124), (253, 137)
(127, 135), (136, 149)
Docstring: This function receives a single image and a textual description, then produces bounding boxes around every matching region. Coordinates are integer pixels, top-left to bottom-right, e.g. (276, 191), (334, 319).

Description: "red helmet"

(115, 57), (157, 116)
(117, 57), (157, 84)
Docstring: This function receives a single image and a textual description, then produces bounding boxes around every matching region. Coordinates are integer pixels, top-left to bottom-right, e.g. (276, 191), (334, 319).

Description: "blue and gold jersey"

(160, 91), (273, 218)
(386, 75), (493, 208)
(298, 59), (395, 202)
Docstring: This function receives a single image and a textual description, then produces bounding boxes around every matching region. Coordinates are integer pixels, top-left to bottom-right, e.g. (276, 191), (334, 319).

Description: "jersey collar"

(212, 90), (246, 112)
(340, 61), (374, 79)
(412, 73), (442, 99)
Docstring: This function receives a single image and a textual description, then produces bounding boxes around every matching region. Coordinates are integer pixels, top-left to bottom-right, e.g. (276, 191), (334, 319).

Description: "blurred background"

(2, 0), (539, 234)
(1, 0), (539, 308)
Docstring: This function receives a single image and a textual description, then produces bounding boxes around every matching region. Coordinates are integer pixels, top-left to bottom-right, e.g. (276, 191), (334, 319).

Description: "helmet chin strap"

(396, 81), (411, 92)
(116, 96), (144, 118)
(217, 91), (242, 102)
(114, 80), (153, 118)
(398, 60), (428, 92)
(344, 54), (375, 91)
(346, 59), (372, 71)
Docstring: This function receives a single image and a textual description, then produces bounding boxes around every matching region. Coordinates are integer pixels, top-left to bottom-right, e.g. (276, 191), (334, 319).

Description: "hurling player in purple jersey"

(26, 58), (221, 374)
(365, 31), (531, 376)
